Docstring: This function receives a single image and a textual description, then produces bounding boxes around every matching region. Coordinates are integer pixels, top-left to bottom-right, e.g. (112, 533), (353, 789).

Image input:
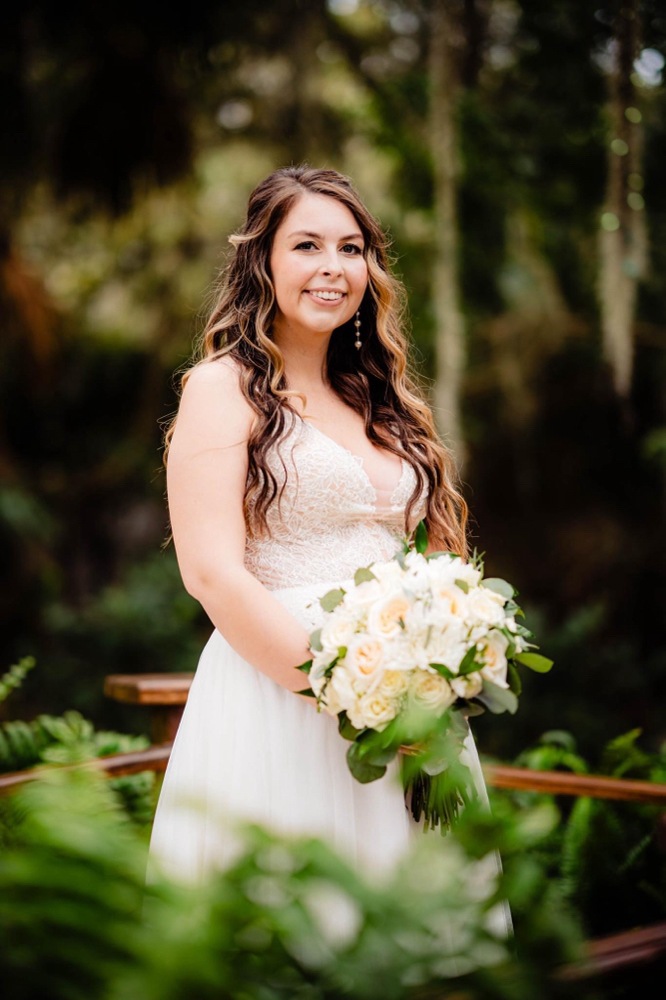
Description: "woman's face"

(269, 191), (369, 340)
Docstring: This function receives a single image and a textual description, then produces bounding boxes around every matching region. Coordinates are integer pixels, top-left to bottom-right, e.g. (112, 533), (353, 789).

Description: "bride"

(148, 165), (512, 936)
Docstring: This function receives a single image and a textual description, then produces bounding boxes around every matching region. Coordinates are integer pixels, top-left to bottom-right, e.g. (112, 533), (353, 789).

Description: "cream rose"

(348, 691), (397, 732)
(377, 669), (411, 700)
(478, 630), (510, 688)
(410, 671), (456, 714)
(431, 582), (469, 621)
(367, 592), (413, 640)
(344, 635), (386, 692)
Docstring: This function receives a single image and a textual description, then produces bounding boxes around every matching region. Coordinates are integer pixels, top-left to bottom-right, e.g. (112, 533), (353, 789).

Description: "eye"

(294, 241), (363, 255)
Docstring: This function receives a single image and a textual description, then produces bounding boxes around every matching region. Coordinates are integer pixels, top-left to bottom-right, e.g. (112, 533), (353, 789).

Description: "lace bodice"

(244, 410), (429, 591)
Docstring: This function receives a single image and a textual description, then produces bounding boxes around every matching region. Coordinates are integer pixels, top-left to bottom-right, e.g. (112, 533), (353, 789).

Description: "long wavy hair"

(161, 164), (470, 558)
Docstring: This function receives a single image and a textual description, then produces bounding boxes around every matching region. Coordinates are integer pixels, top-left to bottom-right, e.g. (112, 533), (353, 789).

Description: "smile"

(303, 291), (346, 306)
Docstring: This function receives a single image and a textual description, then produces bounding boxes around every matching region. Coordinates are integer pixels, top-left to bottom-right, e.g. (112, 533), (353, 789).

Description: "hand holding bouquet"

(296, 522), (553, 834)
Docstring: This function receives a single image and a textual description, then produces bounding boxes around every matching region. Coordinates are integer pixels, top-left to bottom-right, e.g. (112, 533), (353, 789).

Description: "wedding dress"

(148, 408), (512, 938)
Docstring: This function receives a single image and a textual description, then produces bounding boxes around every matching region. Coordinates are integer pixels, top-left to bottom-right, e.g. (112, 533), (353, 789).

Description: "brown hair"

(161, 164), (469, 558)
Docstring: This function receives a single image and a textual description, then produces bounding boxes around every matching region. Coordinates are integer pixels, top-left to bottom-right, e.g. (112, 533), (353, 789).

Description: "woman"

(148, 165), (511, 934)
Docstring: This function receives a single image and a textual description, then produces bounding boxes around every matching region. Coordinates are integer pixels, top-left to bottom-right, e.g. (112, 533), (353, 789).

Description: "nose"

(320, 246), (344, 276)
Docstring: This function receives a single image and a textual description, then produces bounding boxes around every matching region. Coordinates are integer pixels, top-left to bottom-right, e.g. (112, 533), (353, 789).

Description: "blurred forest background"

(1, 0), (665, 767)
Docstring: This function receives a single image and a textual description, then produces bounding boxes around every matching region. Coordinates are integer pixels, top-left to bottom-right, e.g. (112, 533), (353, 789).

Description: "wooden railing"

(0, 671), (664, 982)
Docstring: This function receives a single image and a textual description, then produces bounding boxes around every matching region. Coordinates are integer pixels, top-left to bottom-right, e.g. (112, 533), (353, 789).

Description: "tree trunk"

(598, 0), (648, 399)
(429, 0), (466, 470)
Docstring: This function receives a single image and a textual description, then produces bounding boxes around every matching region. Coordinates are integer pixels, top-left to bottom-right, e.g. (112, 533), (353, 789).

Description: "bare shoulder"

(169, 357), (258, 459)
(177, 356), (258, 436)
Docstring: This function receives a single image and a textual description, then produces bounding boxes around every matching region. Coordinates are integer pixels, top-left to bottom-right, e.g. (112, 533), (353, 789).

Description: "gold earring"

(354, 309), (362, 350)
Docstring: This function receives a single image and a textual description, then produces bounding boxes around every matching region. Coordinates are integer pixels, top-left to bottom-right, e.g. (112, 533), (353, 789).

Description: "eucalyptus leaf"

(514, 652), (554, 673)
(346, 742), (387, 783)
(320, 589), (345, 613)
(454, 578), (469, 593)
(477, 680), (519, 715)
(354, 566), (376, 585)
(338, 713), (363, 741)
(481, 578), (515, 600)
(310, 629), (322, 652)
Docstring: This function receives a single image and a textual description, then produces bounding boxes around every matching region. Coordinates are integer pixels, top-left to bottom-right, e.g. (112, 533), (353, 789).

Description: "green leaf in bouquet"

(395, 549), (407, 569)
(461, 700), (485, 717)
(514, 652), (554, 672)
(338, 712), (364, 741)
(507, 662), (522, 696)
(414, 518), (428, 553)
(429, 662), (455, 680)
(454, 578), (469, 593)
(296, 659), (313, 674)
(320, 589), (346, 613)
(480, 578), (515, 600)
(354, 566), (376, 585)
(458, 645), (483, 676)
(295, 688), (317, 697)
(346, 741), (387, 783)
(477, 679), (519, 715)
(425, 550), (460, 561)
(310, 629), (323, 652)
(513, 622), (535, 638)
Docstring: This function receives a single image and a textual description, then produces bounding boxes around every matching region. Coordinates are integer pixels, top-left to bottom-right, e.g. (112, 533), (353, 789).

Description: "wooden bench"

(104, 673), (194, 742)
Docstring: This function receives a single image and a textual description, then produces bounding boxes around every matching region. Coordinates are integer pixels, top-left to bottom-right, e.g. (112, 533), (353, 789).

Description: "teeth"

(309, 291), (344, 300)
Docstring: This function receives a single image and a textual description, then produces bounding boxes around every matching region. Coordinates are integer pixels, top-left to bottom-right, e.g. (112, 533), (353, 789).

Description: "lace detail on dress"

(243, 410), (430, 590)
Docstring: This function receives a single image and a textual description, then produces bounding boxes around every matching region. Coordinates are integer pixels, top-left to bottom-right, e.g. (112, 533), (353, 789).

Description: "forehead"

(276, 191), (362, 239)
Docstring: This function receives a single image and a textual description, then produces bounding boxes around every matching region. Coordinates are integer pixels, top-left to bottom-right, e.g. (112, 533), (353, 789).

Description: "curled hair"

(161, 164), (469, 558)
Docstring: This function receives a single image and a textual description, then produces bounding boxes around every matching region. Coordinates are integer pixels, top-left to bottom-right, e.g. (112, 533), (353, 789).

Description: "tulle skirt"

(147, 577), (513, 938)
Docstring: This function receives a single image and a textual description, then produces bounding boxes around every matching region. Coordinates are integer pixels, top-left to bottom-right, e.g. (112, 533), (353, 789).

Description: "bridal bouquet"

(295, 521), (553, 834)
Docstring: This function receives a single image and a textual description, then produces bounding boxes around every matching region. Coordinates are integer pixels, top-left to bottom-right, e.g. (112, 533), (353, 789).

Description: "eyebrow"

(288, 230), (364, 242)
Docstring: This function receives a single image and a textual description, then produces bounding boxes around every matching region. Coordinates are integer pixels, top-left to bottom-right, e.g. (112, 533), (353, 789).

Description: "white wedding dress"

(148, 409), (512, 937)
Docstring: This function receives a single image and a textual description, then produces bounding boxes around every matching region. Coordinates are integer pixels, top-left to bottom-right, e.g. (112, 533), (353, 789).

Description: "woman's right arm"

(166, 359), (315, 697)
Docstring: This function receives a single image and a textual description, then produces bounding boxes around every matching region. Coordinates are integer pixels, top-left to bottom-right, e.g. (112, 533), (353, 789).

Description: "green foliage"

(0, 656), (36, 703)
(496, 727), (666, 937)
(0, 661), (156, 832)
(0, 765), (588, 1000)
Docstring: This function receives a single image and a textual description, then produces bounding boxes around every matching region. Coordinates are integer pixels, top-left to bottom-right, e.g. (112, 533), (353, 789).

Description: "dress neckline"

(296, 415), (409, 508)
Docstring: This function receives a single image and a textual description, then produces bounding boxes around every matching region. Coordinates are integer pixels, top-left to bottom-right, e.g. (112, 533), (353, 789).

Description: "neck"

(272, 317), (332, 389)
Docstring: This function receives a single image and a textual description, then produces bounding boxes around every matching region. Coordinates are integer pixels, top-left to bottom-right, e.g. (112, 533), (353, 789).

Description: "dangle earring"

(354, 309), (362, 350)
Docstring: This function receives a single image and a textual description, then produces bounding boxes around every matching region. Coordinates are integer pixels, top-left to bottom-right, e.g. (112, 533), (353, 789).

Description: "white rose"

(466, 586), (506, 627)
(349, 691), (397, 732)
(320, 610), (357, 654)
(344, 635), (386, 692)
(367, 591), (413, 641)
(479, 630), (510, 688)
(410, 671), (456, 714)
(451, 670), (483, 699)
